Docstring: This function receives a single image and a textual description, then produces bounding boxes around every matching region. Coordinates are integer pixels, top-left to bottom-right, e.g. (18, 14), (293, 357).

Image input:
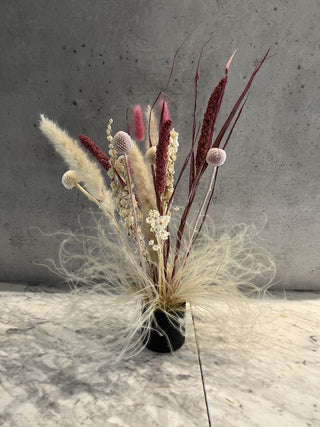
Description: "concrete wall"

(1, 0), (319, 289)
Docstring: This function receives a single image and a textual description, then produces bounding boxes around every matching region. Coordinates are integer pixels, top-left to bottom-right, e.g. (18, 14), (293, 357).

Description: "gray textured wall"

(1, 0), (319, 289)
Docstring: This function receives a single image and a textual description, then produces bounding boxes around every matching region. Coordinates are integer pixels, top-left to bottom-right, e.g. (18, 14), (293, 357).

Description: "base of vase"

(143, 306), (186, 353)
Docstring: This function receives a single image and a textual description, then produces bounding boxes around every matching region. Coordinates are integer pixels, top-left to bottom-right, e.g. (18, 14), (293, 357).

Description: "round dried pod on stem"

(113, 131), (132, 154)
(62, 170), (78, 189)
(206, 148), (226, 167)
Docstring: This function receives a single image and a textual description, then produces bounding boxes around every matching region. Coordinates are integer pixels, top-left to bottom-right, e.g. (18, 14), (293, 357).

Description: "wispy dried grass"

(40, 212), (275, 360)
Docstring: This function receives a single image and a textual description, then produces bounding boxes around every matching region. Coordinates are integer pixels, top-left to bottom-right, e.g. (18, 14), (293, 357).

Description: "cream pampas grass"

(127, 142), (157, 215)
(145, 105), (158, 148)
(39, 115), (114, 214)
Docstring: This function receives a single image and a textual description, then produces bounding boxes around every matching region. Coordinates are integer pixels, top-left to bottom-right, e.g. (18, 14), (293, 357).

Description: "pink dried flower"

(78, 134), (111, 171)
(206, 148), (226, 166)
(113, 131), (132, 154)
(155, 119), (172, 201)
(133, 105), (145, 141)
(159, 100), (170, 124)
(195, 77), (227, 172)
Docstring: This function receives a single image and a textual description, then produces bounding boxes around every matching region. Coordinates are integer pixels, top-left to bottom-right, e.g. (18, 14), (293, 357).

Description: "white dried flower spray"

(146, 209), (170, 251)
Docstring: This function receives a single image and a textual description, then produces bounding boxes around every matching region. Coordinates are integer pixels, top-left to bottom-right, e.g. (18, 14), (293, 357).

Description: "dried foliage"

(39, 47), (273, 359)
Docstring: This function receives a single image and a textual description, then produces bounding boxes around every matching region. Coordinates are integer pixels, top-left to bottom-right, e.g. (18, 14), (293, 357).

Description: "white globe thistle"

(113, 131), (132, 154)
(62, 170), (78, 189)
(145, 146), (157, 165)
(206, 148), (227, 166)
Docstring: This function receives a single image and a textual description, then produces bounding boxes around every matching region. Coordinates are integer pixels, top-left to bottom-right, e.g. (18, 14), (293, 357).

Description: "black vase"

(143, 304), (186, 353)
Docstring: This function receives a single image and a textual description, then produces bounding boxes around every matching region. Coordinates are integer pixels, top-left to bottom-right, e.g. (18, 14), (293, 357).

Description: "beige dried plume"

(127, 141), (157, 215)
(145, 105), (158, 148)
(39, 114), (114, 213)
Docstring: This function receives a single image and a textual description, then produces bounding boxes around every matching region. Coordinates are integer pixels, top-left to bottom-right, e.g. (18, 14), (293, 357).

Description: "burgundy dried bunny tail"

(78, 134), (111, 171)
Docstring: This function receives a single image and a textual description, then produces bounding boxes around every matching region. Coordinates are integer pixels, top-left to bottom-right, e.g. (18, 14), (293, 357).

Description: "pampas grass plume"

(133, 105), (145, 141)
(145, 105), (158, 148)
(39, 114), (114, 213)
(128, 142), (157, 214)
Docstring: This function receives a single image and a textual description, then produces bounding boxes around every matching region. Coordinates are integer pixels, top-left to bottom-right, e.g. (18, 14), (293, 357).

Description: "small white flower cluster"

(167, 129), (179, 174)
(146, 209), (170, 251)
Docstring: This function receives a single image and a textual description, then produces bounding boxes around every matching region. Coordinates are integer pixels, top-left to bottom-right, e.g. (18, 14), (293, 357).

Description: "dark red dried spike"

(79, 134), (111, 171)
(195, 77), (227, 171)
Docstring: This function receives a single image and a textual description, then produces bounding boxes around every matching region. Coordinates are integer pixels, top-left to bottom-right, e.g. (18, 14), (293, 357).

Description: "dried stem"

(180, 166), (217, 271)
(75, 183), (131, 253)
(124, 154), (152, 300)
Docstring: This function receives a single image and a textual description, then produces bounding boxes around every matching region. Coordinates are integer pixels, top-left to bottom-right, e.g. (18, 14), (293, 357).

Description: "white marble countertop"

(0, 284), (319, 427)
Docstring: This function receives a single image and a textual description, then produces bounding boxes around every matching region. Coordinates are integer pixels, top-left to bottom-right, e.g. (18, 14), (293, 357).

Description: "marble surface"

(0, 284), (208, 427)
(0, 285), (320, 427)
(194, 292), (320, 427)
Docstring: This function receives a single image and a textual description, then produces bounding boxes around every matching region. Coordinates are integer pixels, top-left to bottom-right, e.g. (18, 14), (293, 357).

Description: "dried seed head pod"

(62, 170), (78, 189)
(113, 131), (132, 154)
(206, 148), (226, 166)
(145, 146), (157, 165)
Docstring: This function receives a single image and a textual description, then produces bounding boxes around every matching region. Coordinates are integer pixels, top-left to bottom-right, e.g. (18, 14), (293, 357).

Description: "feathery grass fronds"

(40, 213), (274, 360)
(127, 142), (157, 216)
(39, 115), (114, 214)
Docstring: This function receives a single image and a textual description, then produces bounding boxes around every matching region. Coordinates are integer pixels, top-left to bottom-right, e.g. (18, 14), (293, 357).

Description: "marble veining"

(0, 285), (208, 427)
(194, 292), (320, 427)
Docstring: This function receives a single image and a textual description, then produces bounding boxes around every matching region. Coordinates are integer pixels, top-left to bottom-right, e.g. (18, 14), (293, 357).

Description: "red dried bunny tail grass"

(195, 77), (227, 172)
(155, 119), (172, 209)
(159, 99), (170, 124)
(78, 134), (111, 171)
(133, 105), (145, 141)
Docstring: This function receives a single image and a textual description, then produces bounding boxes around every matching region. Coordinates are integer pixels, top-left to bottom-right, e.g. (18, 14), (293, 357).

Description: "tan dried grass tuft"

(127, 141), (157, 216)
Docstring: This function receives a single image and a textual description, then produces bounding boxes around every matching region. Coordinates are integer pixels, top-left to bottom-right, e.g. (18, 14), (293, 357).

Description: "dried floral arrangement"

(39, 47), (275, 357)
